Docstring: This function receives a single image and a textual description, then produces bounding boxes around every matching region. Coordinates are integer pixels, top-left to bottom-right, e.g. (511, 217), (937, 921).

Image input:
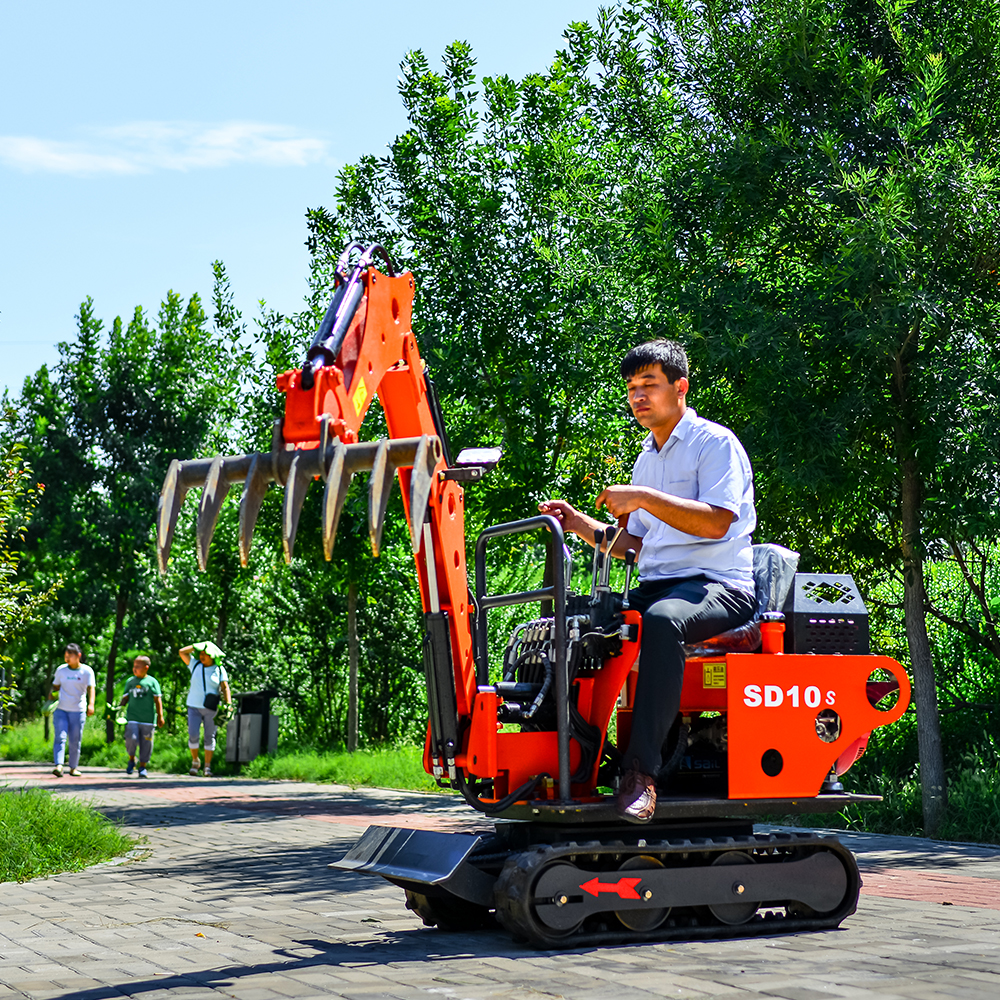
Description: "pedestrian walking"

(179, 641), (232, 776)
(50, 643), (95, 777)
(119, 655), (165, 778)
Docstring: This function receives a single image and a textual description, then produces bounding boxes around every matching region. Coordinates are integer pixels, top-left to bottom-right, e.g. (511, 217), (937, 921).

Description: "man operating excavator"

(540, 339), (757, 822)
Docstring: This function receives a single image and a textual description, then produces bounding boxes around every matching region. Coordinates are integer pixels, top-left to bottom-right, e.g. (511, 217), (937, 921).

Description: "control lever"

(621, 548), (637, 610)
(599, 525), (626, 589)
(590, 528), (603, 600)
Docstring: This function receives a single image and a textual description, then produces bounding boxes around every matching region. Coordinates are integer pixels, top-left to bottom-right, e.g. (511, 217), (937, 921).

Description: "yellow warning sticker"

(703, 662), (727, 688)
(352, 378), (367, 415)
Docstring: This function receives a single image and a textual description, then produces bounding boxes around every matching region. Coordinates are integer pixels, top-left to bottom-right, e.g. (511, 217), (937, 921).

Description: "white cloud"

(0, 121), (329, 175)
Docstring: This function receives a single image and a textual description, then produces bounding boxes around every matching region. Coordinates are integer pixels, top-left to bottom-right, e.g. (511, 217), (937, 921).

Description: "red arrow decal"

(579, 877), (642, 900)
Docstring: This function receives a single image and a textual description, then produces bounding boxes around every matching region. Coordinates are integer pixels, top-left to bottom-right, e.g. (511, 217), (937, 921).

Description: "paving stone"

(3, 762), (1000, 1000)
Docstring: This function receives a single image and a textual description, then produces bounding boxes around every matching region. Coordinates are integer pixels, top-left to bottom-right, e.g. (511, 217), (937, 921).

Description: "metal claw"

(196, 455), (231, 571)
(282, 451), (315, 564)
(322, 441), (353, 561)
(408, 435), (441, 554)
(368, 439), (394, 558)
(239, 453), (271, 568)
(157, 459), (188, 574)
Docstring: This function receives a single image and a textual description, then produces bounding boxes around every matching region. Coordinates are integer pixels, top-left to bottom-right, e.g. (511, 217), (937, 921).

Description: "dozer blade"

(196, 455), (231, 571)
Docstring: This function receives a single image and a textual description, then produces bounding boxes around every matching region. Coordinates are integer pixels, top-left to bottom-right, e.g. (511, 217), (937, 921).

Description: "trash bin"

(225, 689), (279, 766)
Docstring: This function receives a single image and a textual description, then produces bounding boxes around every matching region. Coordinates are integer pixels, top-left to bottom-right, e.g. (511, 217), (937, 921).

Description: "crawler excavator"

(157, 243), (910, 948)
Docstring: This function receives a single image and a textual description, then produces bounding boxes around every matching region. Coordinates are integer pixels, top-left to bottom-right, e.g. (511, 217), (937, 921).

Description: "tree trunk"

(216, 578), (229, 648)
(901, 454), (947, 838)
(105, 584), (129, 743)
(892, 319), (947, 838)
(348, 580), (359, 753)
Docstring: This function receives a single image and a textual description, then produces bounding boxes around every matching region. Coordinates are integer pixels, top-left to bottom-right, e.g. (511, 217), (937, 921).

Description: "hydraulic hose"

(454, 769), (551, 815)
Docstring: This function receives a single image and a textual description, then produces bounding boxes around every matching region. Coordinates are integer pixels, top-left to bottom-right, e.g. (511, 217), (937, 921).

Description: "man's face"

(64, 651), (81, 668)
(133, 661), (149, 679)
(626, 364), (688, 433)
(198, 651), (214, 666)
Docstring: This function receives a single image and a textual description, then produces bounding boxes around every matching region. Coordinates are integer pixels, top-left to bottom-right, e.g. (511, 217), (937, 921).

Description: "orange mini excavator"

(157, 244), (910, 947)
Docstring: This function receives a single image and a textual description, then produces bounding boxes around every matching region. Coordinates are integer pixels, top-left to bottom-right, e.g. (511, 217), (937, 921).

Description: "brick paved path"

(2, 761), (999, 1000)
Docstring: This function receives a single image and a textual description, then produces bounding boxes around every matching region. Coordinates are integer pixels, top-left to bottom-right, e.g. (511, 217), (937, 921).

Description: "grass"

(1, 716), (209, 775)
(765, 761), (1000, 846)
(0, 716), (441, 791)
(0, 787), (134, 882)
(241, 744), (440, 791)
(6, 717), (996, 841)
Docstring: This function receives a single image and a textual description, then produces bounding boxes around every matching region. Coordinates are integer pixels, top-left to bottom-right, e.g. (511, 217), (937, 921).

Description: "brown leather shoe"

(616, 762), (657, 823)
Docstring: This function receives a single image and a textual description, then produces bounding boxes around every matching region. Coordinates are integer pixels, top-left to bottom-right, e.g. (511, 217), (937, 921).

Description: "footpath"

(1, 761), (999, 1000)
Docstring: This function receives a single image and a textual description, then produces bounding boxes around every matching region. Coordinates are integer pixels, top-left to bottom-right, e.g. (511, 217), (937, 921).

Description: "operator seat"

(683, 543), (799, 658)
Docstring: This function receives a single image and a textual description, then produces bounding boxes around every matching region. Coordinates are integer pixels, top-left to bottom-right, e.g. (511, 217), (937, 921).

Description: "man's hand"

(538, 499), (589, 537)
(595, 486), (648, 519)
(600, 484), (736, 539)
(87, 705), (95, 717)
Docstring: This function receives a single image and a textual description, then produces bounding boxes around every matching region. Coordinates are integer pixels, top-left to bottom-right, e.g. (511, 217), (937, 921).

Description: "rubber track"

(493, 831), (861, 949)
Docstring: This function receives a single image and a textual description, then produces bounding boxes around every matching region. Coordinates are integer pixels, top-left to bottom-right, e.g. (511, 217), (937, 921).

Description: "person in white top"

(540, 340), (757, 822)
(50, 643), (96, 777)
(179, 641), (232, 776)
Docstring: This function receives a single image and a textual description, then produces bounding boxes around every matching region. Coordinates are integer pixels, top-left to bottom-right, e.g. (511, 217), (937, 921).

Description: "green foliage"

(0, 787), (134, 882)
(8, 282), (251, 738)
(0, 717), (440, 791)
(314, 38), (643, 530)
(242, 744), (440, 791)
(0, 418), (59, 721)
(0, 715), (198, 773)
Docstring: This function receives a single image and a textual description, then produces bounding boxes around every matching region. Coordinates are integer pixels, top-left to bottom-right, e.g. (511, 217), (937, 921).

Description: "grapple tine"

(239, 453), (271, 568)
(157, 459), (188, 575)
(196, 456), (231, 572)
(282, 451), (314, 564)
(408, 435), (442, 554)
(368, 439), (394, 558)
(322, 441), (352, 560)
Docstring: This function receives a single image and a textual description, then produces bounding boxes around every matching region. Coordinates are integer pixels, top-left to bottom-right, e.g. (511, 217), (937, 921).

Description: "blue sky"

(1, 1), (601, 395)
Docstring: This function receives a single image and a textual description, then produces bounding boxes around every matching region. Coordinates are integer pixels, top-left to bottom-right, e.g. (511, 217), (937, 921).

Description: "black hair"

(620, 340), (689, 383)
(64, 643), (82, 656)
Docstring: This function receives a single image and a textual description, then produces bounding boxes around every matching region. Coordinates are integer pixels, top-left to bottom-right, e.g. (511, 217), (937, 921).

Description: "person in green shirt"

(119, 656), (165, 778)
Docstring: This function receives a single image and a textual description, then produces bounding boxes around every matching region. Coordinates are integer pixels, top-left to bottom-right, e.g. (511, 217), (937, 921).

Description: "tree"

(550, 0), (1000, 835)
(13, 280), (248, 740)
(310, 40), (648, 533)
(0, 414), (58, 723)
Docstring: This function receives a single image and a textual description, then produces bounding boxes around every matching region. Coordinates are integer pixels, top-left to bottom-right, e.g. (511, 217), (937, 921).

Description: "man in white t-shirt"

(50, 643), (96, 777)
(540, 340), (757, 822)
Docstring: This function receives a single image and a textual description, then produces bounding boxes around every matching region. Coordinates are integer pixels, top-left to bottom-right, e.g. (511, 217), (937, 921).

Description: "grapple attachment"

(156, 432), (442, 573)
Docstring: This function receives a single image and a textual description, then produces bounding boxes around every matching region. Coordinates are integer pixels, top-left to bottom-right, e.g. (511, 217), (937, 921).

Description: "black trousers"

(623, 576), (756, 776)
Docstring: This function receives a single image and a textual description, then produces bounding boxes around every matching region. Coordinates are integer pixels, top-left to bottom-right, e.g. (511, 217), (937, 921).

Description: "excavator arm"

(155, 243), (482, 774)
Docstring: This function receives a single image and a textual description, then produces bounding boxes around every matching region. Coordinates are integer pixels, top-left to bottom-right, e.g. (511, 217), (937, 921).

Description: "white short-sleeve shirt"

(53, 663), (96, 712)
(626, 407), (756, 594)
(186, 660), (230, 709)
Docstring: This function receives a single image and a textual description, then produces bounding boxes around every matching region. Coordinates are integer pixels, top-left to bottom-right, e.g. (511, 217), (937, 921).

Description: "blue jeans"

(53, 708), (86, 768)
